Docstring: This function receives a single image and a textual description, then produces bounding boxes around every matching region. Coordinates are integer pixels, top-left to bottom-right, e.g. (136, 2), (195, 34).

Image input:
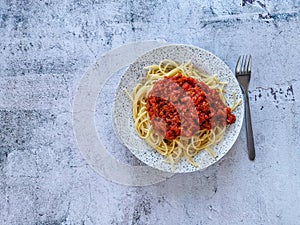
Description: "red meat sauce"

(146, 74), (236, 140)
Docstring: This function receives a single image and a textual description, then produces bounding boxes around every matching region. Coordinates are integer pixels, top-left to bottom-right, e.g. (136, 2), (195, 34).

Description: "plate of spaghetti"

(113, 44), (244, 173)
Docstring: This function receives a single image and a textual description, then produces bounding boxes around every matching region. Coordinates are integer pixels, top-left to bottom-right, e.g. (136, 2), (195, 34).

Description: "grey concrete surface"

(0, 0), (300, 224)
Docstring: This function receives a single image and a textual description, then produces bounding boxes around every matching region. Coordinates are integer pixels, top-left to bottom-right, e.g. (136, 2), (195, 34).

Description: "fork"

(235, 55), (256, 160)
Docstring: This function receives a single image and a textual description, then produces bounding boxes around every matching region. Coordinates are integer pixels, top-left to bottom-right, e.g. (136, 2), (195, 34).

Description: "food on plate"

(130, 60), (241, 168)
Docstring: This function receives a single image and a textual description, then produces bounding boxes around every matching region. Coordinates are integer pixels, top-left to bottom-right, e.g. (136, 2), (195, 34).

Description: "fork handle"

(244, 91), (256, 160)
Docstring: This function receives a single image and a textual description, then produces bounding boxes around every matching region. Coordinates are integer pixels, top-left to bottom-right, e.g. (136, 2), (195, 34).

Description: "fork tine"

(247, 55), (252, 74)
(235, 55), (242, 75)
(243, 55), (247, 75)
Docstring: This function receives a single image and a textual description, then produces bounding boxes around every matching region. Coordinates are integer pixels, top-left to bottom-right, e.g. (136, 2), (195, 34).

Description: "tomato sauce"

(146, 74), (236, 140)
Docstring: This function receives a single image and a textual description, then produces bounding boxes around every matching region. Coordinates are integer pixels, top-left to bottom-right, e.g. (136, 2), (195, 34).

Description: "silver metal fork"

(235, 55), (255, 160)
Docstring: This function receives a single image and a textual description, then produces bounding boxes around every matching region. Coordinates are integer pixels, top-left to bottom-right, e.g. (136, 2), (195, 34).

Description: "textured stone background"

(0, 0), (300, 224)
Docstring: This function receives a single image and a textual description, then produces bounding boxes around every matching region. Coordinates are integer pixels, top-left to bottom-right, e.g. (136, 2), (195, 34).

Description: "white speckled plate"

(113, 44), (244, 173)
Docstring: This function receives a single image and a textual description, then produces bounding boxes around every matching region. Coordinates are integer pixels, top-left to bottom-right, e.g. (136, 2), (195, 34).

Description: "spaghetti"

(131, 60), (241, 168)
